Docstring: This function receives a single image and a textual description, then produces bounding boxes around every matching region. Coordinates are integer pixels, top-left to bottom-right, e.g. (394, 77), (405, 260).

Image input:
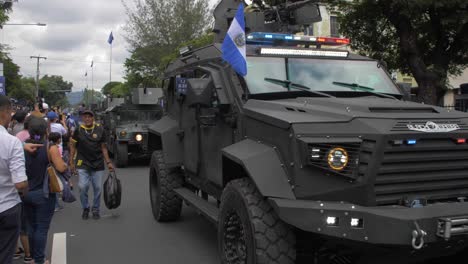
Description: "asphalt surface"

(23, 162), (219, 264)
(12, 161), (467, 264)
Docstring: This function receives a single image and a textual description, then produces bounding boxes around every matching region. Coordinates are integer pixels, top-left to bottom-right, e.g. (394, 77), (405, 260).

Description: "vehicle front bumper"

(269, 198), (468, 247)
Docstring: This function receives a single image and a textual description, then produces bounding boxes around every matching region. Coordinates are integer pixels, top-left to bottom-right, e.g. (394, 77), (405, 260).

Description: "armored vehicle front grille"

(391, 120), (468, 132)
(372, 138), (468, 205)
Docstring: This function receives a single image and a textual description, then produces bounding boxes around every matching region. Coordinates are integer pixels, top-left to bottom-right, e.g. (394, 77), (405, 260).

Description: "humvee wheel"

(115, 143), (128, 168)
(149, 151), (183, 222)
(218, 178), (295, 264)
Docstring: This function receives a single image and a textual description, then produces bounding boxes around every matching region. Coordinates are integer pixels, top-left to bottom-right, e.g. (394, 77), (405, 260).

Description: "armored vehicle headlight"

(119, 131), (127, 137)
(326, 216), (339, 226)
(135, 134), (143, 142)
(327, 147), (349, 171)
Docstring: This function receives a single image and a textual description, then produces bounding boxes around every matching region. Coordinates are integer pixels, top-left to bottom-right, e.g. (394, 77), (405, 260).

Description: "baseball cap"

(82, 109), (94, 116)
(46, 111), (59, 120)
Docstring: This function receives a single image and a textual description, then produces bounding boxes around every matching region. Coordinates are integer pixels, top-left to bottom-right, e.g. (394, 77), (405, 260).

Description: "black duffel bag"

(103, 171), (122, 209)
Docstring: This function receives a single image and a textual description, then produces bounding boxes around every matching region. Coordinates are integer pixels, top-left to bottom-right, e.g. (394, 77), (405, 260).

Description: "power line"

(10, 54), (125, 65)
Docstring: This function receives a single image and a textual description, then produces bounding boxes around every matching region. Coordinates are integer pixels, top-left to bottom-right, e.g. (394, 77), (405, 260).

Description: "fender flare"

(222, 139), (296, 200)
(148, 116), (183, 167)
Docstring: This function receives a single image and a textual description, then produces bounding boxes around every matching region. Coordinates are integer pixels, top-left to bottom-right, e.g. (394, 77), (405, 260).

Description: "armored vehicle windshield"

(118, 110), (161, 124)
(245, 57), (401, 95)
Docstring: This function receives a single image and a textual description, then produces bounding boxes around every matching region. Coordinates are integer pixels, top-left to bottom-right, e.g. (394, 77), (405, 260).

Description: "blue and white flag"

(108, 31), (114, 44)
(222, 3), (247, 76)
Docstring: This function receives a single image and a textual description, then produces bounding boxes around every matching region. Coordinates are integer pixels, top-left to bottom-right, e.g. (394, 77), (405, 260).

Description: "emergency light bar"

(247, 32), (350, 46)
(260, 48), (349, 58)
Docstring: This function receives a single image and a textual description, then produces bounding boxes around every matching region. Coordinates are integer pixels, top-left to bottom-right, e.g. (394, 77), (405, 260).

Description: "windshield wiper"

(332, 81), (398, 100)
(264, 78), (334, 98)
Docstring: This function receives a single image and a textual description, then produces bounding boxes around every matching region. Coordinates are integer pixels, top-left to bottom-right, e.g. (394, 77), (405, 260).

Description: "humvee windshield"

(118, 110), (160, 123)
(245, 57), (401, 95)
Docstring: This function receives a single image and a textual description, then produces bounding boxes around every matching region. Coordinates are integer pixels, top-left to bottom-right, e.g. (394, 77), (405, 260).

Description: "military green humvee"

(104, 95), (163, 167)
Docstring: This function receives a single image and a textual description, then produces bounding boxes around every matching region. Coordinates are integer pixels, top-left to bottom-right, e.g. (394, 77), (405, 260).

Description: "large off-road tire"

(218, 178), (296, 264)
(149, 151), (183, 222)
(115, 142), (128, 168)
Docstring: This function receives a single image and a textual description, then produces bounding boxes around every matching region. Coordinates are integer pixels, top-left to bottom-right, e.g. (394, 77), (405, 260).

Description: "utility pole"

(30, 55), (47, 98)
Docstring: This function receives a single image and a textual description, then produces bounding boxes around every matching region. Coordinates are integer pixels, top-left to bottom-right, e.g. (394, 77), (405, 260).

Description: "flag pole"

(91, 62), (94, 108)
(110, 42), (112, 83)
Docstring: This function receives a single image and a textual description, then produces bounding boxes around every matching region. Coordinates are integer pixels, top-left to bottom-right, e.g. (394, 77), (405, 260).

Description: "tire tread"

(225, 178), (295, 264)
(150, 151), (183, 221)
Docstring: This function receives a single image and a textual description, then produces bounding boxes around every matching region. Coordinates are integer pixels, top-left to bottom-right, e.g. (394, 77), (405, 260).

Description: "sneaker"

(13, 248), (24, 259)
(92, 208), (100, 220)
(23, 256), (33, 263)
(82, 208), (90, 220)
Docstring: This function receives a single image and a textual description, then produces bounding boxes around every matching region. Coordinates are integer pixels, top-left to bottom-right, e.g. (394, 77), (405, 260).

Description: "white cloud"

(4, 0), (221, 97)
(3, 0), (130, 93)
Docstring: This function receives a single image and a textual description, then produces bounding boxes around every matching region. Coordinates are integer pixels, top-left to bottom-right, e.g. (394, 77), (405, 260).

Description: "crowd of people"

(0, 96), (114, 264)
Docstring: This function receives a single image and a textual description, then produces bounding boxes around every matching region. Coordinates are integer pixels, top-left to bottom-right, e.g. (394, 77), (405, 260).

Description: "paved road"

(46, 164), (219, 264)
(13, 162), (467, 264)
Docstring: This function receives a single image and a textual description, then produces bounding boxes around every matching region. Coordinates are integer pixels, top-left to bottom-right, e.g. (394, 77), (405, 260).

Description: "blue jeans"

(77, 169), (104, 211)
(23, 190), (56, 264)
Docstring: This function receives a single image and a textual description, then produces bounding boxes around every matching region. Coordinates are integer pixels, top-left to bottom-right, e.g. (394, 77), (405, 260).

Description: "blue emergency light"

(406, 139), (417, 145)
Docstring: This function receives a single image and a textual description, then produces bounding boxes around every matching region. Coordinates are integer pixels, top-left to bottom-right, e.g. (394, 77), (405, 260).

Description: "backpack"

(103, 171), (122, 209)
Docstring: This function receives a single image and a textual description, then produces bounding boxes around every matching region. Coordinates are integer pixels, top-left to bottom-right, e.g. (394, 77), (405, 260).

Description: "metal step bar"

(174, 188), (219, 224)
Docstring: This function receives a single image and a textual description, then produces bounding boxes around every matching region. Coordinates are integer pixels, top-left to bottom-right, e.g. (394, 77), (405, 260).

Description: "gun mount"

(213, 0), (322, 42)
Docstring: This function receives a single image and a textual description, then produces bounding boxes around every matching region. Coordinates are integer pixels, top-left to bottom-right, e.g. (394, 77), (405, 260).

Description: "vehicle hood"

(116, 123), (150, 132)
(243, 97), (468, 129)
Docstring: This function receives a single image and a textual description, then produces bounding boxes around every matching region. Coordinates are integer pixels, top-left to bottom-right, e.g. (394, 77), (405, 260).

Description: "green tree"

(123, 0), (212, 86)
(328, 0), (468, 105)
(0, 2), (12, 52)
(101, 81), (122, 95)
(39, 75), (73, 107)
(160, 33), (215, 69)
(80, 89), (104, 106)
(1, 54), (21, 91)
(10, 77), (35, 102)
(110, 83), (130, 97)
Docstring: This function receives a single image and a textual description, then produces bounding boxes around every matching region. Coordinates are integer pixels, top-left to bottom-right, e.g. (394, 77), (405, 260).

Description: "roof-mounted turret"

(213, 0), (322, 43)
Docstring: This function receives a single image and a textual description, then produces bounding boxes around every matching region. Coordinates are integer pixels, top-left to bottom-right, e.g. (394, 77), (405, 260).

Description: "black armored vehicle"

(103, 89), (163, 167)
(147, 1), (468, 263)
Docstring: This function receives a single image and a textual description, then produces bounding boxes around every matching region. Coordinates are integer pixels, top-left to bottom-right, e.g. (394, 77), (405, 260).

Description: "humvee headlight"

(327, 147), (349, 171)
(119, 131), (127, 137)
(135, 134), (143, 142)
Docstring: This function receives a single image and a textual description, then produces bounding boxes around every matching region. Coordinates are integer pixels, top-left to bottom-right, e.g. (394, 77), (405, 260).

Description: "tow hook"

(411, 221), (427, 250)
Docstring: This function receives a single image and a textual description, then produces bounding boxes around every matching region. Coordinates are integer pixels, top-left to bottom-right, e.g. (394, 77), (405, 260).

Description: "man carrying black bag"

(69, 110), (114, 220)
(103, 171), (121, 210)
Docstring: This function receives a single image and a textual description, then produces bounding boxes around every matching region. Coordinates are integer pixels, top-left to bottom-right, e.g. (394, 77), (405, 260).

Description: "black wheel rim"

(223, 211), (247, 264)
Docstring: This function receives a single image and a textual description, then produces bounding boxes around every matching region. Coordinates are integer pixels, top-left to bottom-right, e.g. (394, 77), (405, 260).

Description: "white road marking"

(51, 232), (67, 264)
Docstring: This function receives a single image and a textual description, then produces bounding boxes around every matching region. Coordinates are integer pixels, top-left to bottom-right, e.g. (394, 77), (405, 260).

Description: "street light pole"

(30, 56), (47, 98)
(1, 23), (46, 29)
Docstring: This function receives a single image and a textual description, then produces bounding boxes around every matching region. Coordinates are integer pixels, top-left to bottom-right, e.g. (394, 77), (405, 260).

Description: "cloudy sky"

(4, 0), (219, 93)
(4, 0), (131, 92)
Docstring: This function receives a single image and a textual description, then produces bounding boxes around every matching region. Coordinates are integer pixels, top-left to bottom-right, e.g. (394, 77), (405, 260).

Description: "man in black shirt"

(70, 110), (114, 220)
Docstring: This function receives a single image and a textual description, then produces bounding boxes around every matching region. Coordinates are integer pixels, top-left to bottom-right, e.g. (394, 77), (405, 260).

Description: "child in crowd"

(49, 132), (73, 190)
(48, 132), (63, 157)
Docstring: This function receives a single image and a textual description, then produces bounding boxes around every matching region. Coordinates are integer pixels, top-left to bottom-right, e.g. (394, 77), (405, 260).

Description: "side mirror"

(378, 60), (388, 70)
(185, 78), (214, 108)
(397, 83), (412, 101)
